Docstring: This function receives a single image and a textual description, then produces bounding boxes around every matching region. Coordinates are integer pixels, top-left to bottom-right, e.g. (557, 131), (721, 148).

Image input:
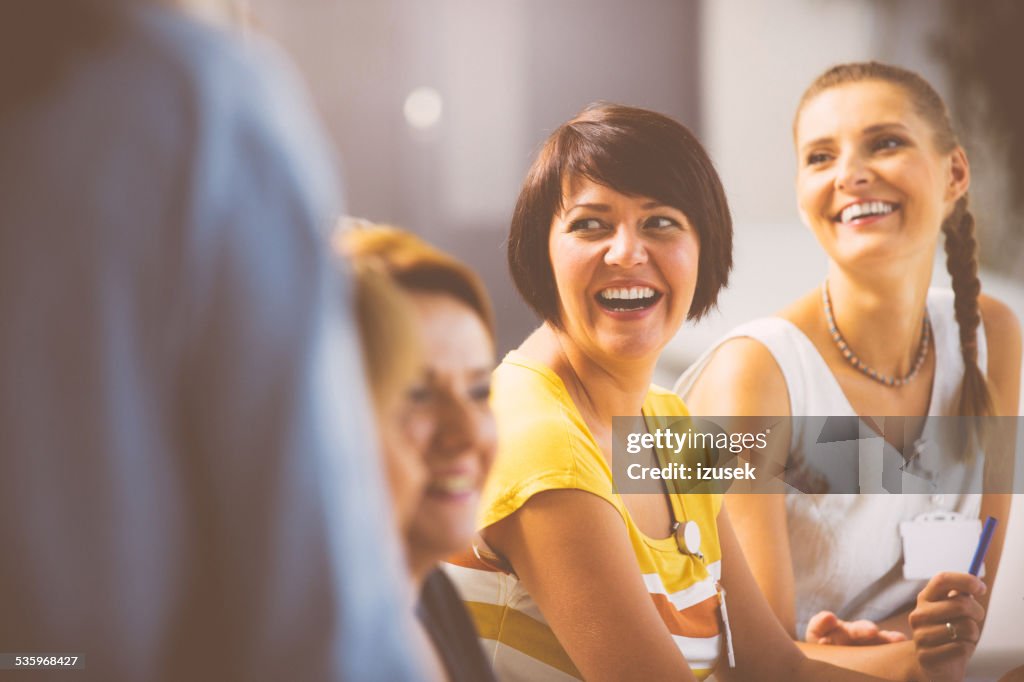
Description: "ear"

(945, 146), (970, 203)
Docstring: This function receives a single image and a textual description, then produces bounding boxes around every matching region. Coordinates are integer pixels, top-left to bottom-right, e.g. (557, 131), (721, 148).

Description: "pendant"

(674, 520), (703, 560)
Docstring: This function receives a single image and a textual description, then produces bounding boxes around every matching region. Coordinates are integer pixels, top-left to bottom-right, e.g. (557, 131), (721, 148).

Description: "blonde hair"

(344, 258), (421, 413)
(337, 222), (495, 340)
(796, 62), (992, 418)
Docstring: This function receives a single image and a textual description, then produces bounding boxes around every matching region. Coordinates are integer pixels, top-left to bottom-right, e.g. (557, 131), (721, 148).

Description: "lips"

(595, 285), (662, 312)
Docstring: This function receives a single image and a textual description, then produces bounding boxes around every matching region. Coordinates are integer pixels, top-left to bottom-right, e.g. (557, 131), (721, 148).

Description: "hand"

(804, 610), (908, 646)
(908, 572), (987, 682)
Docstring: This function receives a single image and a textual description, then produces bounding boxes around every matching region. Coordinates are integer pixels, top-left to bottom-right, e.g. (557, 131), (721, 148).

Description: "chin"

(414, 507), (478, 555)
(833, 241), (913, 271)
(597, 332), (666, 362)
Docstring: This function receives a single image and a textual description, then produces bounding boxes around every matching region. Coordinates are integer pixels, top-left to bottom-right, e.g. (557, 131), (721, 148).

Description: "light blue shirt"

(0, 5), (419, 680)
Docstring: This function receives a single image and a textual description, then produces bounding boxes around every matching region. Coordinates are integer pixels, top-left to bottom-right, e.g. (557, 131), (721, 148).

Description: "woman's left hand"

(908, 572), (987, 682)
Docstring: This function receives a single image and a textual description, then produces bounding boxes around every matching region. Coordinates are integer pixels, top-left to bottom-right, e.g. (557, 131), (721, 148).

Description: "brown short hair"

(508, 102), (732, 324)
(335, 222), (495, 340)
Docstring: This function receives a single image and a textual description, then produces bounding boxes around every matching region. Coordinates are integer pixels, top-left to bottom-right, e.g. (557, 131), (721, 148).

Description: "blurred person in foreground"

(0, 2), (420, 680)
(677, 62), (1021, 681)
(340, 225), (498, 682)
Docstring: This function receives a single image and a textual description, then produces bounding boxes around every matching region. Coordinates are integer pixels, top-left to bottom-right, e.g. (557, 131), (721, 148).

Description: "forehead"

(408, 291), (494, 366)
(796, 80), (927, 144)
(559, 174), (657, 211)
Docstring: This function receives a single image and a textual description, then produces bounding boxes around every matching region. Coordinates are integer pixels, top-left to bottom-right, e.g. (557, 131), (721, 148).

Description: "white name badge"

(899, 512), (982, 580)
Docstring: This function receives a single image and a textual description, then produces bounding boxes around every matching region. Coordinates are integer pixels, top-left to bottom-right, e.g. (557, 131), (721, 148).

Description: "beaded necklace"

(821, 281), (930, 387)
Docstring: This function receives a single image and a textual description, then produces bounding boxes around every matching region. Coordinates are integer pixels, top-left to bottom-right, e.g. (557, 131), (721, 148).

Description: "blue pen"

(968, 516), (998, 576)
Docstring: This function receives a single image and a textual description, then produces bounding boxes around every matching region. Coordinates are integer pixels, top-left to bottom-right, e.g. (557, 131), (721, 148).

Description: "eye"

(806, 151), (832, 166)
(872, 135), (906, 152)
(644, 215), (682, 230)
(567, 218), (606, 232)
(406, 383), (435, 405)
(469, 381), (491, 403)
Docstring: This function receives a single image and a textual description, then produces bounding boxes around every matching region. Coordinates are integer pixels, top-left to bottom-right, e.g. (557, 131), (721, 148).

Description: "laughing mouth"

(596, 286), (662, 312)
(834, 201), (898, 223)
(426, 473), (477, 497)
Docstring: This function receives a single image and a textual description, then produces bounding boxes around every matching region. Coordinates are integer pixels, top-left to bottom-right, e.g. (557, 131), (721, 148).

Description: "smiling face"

(377, 389), (432, 535)
(404, 292), (496, 568)
(794, 80), (969, 270)
(548, 176), (700, 365)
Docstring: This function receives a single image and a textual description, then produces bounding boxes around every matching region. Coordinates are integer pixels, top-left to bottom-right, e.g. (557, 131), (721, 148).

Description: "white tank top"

(674, 289), (987, 637)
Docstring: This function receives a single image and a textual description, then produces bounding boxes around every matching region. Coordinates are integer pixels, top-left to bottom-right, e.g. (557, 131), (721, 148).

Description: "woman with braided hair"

(676, 62), (1021, 681)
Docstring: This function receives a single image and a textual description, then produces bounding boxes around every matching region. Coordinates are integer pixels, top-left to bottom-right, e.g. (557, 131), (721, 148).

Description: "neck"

(825, 262), (932, 377)
(407, 547), (435, 589)
(521, 324), (655, 424)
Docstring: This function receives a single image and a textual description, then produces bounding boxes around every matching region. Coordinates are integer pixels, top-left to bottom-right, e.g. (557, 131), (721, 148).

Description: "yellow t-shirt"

(446, 351), (724, 681)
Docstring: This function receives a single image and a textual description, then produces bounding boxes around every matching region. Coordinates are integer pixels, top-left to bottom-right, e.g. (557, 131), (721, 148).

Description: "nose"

(604, 226), (648, 268)
(835, 152), (872, 191)
(432, 392), (479, 459)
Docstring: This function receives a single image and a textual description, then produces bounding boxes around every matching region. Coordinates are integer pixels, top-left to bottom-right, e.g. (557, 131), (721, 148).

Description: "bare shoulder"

(979, 294), (1022, 348)
(979, 294), (1022, 414)
(681, 292), (819, 417)
(681, 335), (790, 417)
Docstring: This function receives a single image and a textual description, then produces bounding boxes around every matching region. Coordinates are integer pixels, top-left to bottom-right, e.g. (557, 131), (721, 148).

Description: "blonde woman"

(341, 226), (498, 682)
(677, 62), (1021, 681)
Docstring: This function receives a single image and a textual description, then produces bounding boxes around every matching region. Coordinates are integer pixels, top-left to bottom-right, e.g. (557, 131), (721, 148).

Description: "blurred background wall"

(250, 0), (701, 354)
(249, 0), (1023, 395)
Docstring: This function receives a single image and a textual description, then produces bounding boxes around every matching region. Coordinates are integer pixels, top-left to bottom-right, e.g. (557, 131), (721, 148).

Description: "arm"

(972, 295), (1021, 619)
(686, 338), (798, 629)
(715, 508), (890, 681)
(687, 340), (919, 678)
(483, 489), (698, 682)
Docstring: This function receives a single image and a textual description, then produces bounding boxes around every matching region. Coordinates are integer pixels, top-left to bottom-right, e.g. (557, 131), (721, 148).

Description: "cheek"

(796, 174), (830, 214)
(549, 240), (591, 302)
(398, 408), (436, 456)
(664, 237), (701, 292)
(379, 427), (425, 510)
(477, 412), (498, 472)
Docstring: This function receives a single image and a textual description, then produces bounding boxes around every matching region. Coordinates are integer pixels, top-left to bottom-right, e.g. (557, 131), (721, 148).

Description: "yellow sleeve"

(478, 359), (616, 530)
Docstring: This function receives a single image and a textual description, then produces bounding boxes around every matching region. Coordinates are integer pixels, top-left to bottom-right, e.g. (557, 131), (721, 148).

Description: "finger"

(806, 611), (839, 642)
(919, 571), (987, 602)
(877, 629), (908, 643)
(910, 593), (986, 630)
(845, 619), (881, 641)
(914, 618), (981, 649)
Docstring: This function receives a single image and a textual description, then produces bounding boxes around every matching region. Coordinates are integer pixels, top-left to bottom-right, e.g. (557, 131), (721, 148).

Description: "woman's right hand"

(805, 611), (907, 646)
(908, 572), (987, 682)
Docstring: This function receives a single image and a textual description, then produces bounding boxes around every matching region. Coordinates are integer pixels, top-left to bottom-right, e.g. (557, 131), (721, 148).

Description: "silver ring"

(945, 621), (958, 642)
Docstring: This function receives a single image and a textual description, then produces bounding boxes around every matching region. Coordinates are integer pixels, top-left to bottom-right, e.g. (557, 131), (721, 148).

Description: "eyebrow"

(800, 122), (912, 153)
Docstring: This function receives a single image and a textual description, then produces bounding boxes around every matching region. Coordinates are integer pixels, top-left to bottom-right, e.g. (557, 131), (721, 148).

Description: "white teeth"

(428, 475), (475, 495)
(840, 201), (895, 224)
(599, 286), (656, 300)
